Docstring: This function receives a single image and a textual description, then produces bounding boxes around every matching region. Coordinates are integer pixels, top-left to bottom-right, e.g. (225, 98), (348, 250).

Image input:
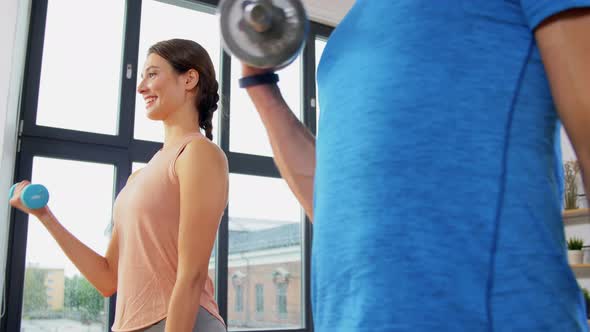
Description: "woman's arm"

(165, 139), (228, 332)
(535, 8), (590, 204)
(9, 181), (119, 296)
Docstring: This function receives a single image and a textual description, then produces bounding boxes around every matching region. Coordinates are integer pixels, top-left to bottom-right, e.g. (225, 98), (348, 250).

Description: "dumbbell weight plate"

(9, 184), (16, 200)
(219, 0), (309, 69)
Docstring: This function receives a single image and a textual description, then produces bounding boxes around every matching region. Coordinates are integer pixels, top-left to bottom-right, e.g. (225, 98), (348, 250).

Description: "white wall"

(0, 0), (31, 315)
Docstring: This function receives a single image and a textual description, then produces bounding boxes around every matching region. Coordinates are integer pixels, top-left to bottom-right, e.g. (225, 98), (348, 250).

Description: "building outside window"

(255, 284), (264, 313)
(277, 283), (288, 319)
(235, 285), (244, 313)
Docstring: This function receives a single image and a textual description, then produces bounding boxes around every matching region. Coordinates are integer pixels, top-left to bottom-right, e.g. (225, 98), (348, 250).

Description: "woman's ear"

(185, 69), (200, 90)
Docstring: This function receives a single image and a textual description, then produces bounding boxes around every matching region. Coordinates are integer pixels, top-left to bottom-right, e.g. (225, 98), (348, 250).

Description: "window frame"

(277, 282), (288, 319)
(235, 284), (244, 313)
(255, 283), (264, 313)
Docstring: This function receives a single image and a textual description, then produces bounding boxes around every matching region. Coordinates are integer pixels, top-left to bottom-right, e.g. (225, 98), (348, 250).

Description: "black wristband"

(239, 72), (279, 88)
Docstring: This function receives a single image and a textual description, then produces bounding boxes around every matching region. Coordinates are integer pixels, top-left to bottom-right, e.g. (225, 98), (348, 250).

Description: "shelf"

(563, 209), (590, 224)
(571, 264), (590, 270)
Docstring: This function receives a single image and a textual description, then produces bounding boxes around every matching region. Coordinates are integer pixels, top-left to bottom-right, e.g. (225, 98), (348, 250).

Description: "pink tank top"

(111, 132), (224, 331)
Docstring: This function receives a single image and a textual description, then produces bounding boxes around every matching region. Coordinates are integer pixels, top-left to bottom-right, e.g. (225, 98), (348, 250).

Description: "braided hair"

(148, 39), (219, 140)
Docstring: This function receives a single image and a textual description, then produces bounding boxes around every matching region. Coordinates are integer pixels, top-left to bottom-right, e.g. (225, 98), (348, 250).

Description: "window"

(315, 37), (328, 133)
(255, 284), (264, 313)
(134, 0), (221, 144)
(132, 162), (147, 174)
(277, 283), (288, 318)
(227, 174), (303, 329)
(20, 157), (113, 331)
(36, 0), (125, 135)
(8, 1), (333, 330)
(235, 285), (244, 313)
(229, 57), (302, 156)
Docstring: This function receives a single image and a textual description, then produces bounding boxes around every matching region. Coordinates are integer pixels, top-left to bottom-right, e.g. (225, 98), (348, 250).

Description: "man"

(240, 2), (590, 330)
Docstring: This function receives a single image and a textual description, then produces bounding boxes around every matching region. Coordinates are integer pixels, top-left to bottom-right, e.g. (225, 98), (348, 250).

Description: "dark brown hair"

(148, 39), (219, 141)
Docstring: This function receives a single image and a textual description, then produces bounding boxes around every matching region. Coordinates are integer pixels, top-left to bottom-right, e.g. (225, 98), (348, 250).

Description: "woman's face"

(137, 53), (186, 121)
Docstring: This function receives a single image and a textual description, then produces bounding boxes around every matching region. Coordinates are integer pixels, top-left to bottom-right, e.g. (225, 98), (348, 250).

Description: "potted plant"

(564, 160), (581, 210)
(568, 237), (584, 265)
(563, 160), (589, 224)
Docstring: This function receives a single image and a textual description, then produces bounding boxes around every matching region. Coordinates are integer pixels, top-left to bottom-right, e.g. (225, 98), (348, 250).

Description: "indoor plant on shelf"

(568, 237), (584, 265)
(565, 160), (581, 210)
(563, 160), (589, 224)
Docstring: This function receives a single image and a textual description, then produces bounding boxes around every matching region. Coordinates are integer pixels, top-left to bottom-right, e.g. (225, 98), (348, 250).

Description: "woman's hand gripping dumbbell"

(8, 181), (50, 217)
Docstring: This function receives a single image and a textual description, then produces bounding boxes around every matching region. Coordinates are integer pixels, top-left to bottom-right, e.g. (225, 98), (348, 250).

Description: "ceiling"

(301, 0), (355, 27)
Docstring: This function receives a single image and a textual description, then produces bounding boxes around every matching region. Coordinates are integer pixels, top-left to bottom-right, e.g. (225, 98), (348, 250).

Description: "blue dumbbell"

(9, 183), (49, 209)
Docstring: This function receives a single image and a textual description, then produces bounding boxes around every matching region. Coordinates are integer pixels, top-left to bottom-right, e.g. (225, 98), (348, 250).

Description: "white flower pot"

(568, 250), (583, 265)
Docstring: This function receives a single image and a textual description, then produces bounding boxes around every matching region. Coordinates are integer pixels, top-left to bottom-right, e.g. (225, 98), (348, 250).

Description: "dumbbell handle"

(243, 0), (273, 33)
(9, 183), (49, 209)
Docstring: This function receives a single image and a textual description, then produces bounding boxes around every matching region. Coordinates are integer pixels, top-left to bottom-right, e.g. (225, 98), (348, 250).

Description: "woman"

(10, 39), (228, 332)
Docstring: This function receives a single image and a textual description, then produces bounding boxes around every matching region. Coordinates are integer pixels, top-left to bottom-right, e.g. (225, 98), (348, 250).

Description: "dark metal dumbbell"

(219, 0), (309, 70)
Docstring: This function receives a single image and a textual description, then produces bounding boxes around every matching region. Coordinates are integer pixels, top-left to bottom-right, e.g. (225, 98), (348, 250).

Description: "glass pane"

(227, 174), (303, 330)
(134, 0), (221, 144)
(21, 157), (114, 331)
(230, 57), (302, 157)
(131, 162), (147, 174)
(255, 284), (264, 313)
(208, 239), (218, 301)
(36, 0), (124, 135)
(315, 38), (327, 134)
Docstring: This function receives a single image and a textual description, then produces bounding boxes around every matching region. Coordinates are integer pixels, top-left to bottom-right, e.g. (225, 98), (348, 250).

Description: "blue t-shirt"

(314, 1), (590, 331)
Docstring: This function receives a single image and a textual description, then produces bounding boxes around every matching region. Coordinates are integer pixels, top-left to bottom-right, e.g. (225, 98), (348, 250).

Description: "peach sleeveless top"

(111, 132), (224, 331)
